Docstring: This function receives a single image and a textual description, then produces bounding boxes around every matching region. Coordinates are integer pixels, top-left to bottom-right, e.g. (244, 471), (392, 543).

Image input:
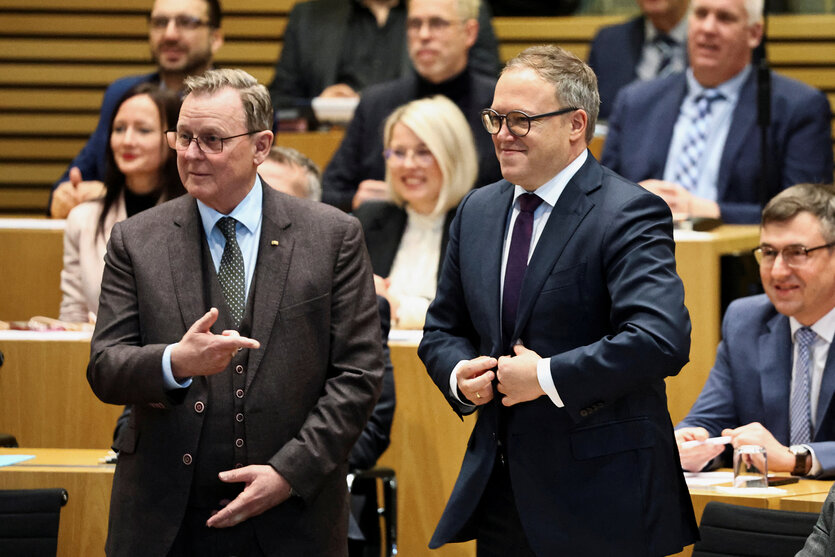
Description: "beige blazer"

(59, 195), (126, 322)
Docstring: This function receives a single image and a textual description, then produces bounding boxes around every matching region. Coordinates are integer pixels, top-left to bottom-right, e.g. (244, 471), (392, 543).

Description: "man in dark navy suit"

(602, 0), (832, 224)
(419, 44), (697, 556)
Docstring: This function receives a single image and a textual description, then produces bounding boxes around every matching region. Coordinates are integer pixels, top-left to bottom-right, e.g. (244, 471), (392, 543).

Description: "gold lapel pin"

(270, 240), (279, 246)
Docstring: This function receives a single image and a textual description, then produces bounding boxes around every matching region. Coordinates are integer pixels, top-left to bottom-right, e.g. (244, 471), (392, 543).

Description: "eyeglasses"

(149, 15), (210, 30)
(480, 107), (579, 137)
(752, 242), (835, 267)
(406, 16), (459, 34)
(383, 147), (435, 167)
(166, 130), (258, 154)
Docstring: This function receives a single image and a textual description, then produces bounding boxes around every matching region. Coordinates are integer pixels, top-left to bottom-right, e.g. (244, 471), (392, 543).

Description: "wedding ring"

(476, 392), (481, 399)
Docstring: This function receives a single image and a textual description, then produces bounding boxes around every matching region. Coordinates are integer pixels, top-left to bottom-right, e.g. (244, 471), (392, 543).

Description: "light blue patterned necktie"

(672, 89), (723, 192)
(217, 217), (245, 328)
(790, 327), (817, 445)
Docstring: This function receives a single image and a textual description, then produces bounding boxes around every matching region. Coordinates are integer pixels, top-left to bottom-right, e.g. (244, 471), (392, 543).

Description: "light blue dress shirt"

(663, 66), (750, 201)
(161, 177), (264, 390)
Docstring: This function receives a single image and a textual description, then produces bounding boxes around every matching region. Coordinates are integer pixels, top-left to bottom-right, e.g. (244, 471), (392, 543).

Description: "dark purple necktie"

(502, 193), (543, 344)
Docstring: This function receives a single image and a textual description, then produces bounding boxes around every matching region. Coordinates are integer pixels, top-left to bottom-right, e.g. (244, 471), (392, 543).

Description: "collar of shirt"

(197, 177), (264, 299)
(510, 149), (588, 213)
(683, 64), (750, 108)
(790, 305), (835, 346)
(643, 17), (688, 45)
(197, 176), (263, 240)
(501, 149), (588, 282)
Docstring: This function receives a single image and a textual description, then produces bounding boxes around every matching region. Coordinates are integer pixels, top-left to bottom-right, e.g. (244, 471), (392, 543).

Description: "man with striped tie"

(601, 0), (832, 224)
(676, 183), (835, 479)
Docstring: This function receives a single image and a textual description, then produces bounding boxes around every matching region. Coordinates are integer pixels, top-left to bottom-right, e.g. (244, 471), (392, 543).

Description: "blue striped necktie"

(672, 90), (723, 192)
(790, 327), (817, 445)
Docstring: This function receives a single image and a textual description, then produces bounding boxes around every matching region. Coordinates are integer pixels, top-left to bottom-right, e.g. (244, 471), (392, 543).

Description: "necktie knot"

(218, 216), (238, 241)
(796, 327), (817, 349)
(697, 89), (723, 109)
(654, 34), (676, 49)
(517, 193), (543, 214)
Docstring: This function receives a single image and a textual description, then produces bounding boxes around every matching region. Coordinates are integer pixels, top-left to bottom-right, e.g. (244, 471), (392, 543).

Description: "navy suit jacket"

(678, 295), (835, 478)
(418, 154), (698, 555)
(601, 67), (834, 224)
(587, 16), (646, 121)
(49, 72), (158, 210)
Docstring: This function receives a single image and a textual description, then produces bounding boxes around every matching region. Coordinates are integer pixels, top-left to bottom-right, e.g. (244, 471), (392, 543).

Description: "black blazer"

(353, 201), (455, 279)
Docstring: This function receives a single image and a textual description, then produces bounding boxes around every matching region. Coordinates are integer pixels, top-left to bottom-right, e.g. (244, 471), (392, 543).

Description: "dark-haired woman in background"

(60, 83), (184, 323)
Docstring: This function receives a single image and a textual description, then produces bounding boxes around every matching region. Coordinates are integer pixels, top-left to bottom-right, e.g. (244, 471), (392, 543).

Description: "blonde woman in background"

(353, 95), (478, 329)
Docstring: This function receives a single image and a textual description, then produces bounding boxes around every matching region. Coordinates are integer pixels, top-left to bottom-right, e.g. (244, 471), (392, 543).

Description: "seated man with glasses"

(49, 0), (223, 219)
(267, 0), (500, 110)
(676, 183), (835, 478)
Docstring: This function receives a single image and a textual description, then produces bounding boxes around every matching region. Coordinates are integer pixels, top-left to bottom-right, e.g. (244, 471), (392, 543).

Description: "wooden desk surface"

(781, 491), (832, 513)
(0, 331), (122, 448)
(0, 448), (114, 557)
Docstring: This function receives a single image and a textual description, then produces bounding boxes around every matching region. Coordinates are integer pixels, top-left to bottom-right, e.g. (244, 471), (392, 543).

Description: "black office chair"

(0, 433), (17, 448)
(349, 466), (397, 557)
(0, 488), (68, 557)
(692, 501), (819, 557)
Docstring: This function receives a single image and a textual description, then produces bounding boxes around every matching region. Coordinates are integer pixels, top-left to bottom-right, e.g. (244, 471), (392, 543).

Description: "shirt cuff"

(537, 357), (564, 407)
(806, 444), (821, 476)
(162, 343), (192, 390)
(449, 360), (476, 406)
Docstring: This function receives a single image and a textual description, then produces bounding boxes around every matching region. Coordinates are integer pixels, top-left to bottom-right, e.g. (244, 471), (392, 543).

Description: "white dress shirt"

(450, 150), (589, 407)
(388, 207), (444, 329)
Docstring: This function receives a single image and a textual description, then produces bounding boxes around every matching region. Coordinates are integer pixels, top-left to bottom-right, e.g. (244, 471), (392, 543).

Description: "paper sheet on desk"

(388, 329), (423, 343)
(684, 471), (734, 487)
(0, 455), (34, 467)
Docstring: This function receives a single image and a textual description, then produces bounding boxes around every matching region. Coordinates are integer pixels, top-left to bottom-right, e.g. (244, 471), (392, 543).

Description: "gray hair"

(408, 0), (479, 20)
(265, 146), (322, 201)
(383, 95), (478, 217)
(183, 68), (273, 132)
(503, 45), (600, 144)
(762, 183), (835, 243)
(744, 0), (764, 25)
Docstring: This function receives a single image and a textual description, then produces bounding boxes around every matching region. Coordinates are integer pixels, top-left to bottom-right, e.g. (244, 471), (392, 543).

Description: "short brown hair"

(504, 45), (600, 144)
(762, 183), (835, 243)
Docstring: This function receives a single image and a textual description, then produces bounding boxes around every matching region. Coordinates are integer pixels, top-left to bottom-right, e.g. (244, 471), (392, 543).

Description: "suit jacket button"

(235, 365), (244, 374)
(235, 438), (244, 448)
(194, 401), (205, 413)
(182, 453), (192, 465)
(236, 413), (244, 423)
(235, 389), (244, 399)
(580, 409), (589, 417)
